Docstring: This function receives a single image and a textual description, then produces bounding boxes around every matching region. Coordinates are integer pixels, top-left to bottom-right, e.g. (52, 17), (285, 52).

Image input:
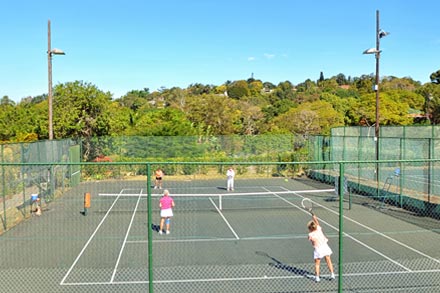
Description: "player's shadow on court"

(256, 251), (313, 278)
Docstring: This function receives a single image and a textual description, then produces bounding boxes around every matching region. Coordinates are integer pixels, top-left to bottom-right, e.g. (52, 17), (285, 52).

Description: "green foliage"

(381, 76), (421, 91)
(227, 80), (250, 99)
(273, 100), (344, 136)
(430, 69), (440, 84)
(131, 108), (196, 136)
(353, 75), (374, 94)
(317, 78), (339, 92)
(357, 92), (414, 126)
(116, 88), (150, 111)
(1, 75), (439, 143)
(248, 80), (263, 96)
(53, 81), (113, 139)
(320, 92), (359, 125)
(185, 94), (240, 135)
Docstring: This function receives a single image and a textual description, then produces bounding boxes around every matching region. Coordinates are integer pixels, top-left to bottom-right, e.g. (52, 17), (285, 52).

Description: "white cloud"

(248, 56), (255, 61)
(264, 53), (275, 59)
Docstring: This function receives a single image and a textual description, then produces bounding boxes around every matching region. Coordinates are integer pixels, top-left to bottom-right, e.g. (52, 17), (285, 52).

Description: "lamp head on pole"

(378, 30), (390, 38)
(50, 48), (65, 56)
(363, 48), (381, 55)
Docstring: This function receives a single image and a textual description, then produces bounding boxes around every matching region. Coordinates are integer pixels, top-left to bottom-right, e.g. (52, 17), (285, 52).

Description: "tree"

(430, 70), (440, 84)
(356, 92), (413, 126)
(353, 74), (375, 94)
(318, 71), (324, 83)
(236, 100), (264, 135)
(317, 78), (339, 92)
(334, 73), (349, 86)
(227, 80), (250, 99)
(274, 81), (296, 100)
(185, 94), (240, 135)
(416, 83), (440, 123)
(263, 82), (276, 91)
(248, 80), (263, 96)
(0, 101), (15, 141)
(381, 76), (421, 91)
(161, 87), (187, 111)
(107, 101), (132, 135)
(52, 81), (113, 159)
(428, 95), (440, 124)
(117, 88), (150, 111)
(187, 83), (214, 95)
(130, 108), (195, 136)
(272, 101), (344, 136)
(320, 92), (359, 125)
(1, 96), (15, 106)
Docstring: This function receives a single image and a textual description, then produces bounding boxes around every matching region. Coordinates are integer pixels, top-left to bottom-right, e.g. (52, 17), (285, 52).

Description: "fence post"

(1, 145), (6, 231)
(338, 162), (344, 292)
(147, 163), (154, 293)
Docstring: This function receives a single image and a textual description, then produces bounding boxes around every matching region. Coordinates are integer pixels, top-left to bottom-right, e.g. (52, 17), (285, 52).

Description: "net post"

(83, 192), (91, 216)
(348, 186), (352, 210)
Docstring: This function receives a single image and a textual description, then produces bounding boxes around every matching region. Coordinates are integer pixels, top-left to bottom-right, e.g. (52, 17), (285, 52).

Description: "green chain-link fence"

(1, 160), (439, 292)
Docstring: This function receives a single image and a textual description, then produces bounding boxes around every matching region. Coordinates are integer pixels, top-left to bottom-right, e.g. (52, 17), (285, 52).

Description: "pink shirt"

(160, 196), (174, 210)
(308, 225), (328, 248)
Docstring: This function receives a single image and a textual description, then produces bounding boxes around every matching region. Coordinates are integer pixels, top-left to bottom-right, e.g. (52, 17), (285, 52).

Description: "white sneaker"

(158, 230), (163, 235)
(315, 276), (320, 282)
(166, 230), (170, 235)
(330, 273), (335, 280)
(154, 186), (157, 189)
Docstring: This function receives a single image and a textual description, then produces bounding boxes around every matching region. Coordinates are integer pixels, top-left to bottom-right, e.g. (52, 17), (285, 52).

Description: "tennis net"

(94, 188), (335, 214)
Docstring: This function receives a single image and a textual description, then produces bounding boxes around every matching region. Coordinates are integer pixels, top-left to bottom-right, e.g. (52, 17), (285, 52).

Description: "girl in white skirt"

(307, 212), (335, 282)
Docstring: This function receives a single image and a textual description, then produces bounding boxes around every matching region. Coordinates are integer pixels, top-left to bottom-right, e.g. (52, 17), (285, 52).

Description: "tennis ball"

(284, 178), (289, 182)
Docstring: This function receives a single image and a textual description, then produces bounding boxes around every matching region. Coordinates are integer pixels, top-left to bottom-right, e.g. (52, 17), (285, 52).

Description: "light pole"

(363, 10), (389, 180)
(48, 19), (65, 140)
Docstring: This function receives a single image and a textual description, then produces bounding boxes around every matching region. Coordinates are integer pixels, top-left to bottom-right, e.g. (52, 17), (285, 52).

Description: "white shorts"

(313, 243), (333, 259)
(160, 208), (173, 218)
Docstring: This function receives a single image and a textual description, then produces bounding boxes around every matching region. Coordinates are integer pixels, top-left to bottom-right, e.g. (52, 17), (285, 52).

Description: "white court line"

(209, 197), (240, 240)
(110, 189), (143, 283)
(61, 268), (440, 286)
(264, 187), (413, 272)
(127, 234), (339, 244)
(71, 170), (80, 176)
(60, 189), (126, 285)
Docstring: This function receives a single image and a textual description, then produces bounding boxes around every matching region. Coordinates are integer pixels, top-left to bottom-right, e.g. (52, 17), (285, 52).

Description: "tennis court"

(1, 177), (439, 292)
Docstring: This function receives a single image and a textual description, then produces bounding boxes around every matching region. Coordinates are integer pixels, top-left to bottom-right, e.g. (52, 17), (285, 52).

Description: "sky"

(1, 0), (439, 102)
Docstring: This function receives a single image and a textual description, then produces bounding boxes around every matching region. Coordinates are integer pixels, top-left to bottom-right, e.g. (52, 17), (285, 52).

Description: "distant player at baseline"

(154, 167), (164, 189)
(226, 166), (235, 191)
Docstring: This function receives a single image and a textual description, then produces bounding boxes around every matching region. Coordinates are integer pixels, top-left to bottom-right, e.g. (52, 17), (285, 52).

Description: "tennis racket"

(301, 198), (314, 214)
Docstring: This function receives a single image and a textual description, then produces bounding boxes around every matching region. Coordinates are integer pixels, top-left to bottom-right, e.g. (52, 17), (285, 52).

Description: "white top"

(227, 168), (235, 179)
